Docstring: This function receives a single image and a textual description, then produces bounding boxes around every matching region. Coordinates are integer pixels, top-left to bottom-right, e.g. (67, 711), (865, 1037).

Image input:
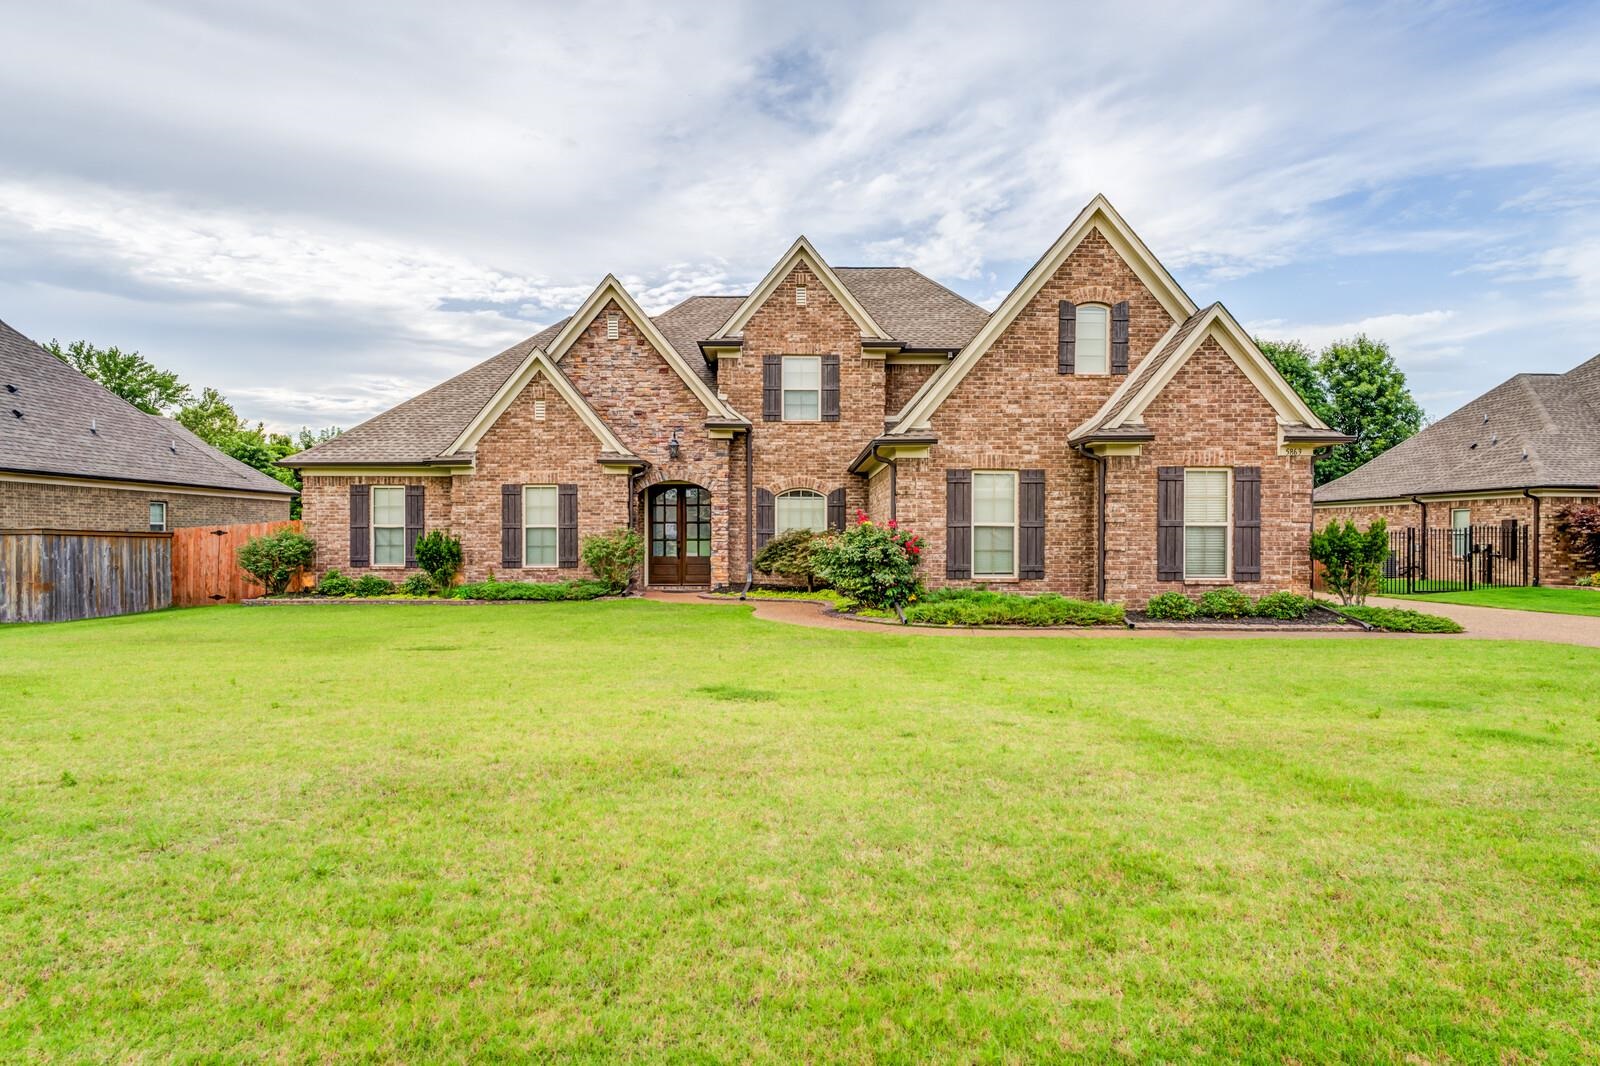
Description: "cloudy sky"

(3, 0), (1598, 432)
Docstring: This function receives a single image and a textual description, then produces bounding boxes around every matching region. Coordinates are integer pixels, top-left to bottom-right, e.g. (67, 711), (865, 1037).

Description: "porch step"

(650, 585), (711, 593)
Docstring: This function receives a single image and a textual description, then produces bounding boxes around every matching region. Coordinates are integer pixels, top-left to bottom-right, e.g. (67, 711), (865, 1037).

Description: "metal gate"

(1384, 522), (1530, 593)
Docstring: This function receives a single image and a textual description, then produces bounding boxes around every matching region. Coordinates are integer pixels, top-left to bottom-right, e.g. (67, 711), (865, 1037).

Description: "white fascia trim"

(544, 274), (741, 422)
(1067, 318), (1184, 440)
(892, 195), (1199, 433)
(709, 237), (890, 342)
(0, 469), (292, 500)
(447, 348), (635, 458)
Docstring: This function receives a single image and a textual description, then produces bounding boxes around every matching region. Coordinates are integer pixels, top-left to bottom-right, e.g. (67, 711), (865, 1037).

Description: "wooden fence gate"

(170, 520), (309, 606)
(0, 530), (173, 623)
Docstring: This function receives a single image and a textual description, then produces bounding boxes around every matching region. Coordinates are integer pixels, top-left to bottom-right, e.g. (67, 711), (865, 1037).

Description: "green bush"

(580, 527), (644, 592)
(903, 588), (1122, 627)
(1339, 605), (1464, 633)
(453, 578), (612, 601)
(1144, 591), (1197, 620)
(413, 530), (463, 592)
(754, 529), (826, 591)
(1196, 587), (1254, 619)
(1252, 591), (1314, 620)
(313, 569), (357, 597)
(353, 575), (397, 597)
(1310, 519), (1388, 605)
(811, 514), (924, 610)
(399, 573), (436, 597)
(235, 528), (316, 596)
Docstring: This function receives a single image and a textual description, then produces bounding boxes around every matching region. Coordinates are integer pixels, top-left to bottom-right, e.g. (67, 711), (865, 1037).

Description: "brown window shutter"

(821, 354), (840, 422)
(1233, 466), (1261, 582)
(826, 488), (846, 531)
(1057, 301), (1076, 374)
(348, 484), (370, 567)
(558, 484), (579, 568)
(404, 484), (425, 566)
(946, 469), (972, 579)
(763, 356), (782, 421)
(1019, 469), (1045, 580)
(1156, 467), (1183, 582)
(1111, 301), (1130, 375)
(756, 488), (775, 550)
(501, 484), (522, 568)
(1500, 517), (1518, 561)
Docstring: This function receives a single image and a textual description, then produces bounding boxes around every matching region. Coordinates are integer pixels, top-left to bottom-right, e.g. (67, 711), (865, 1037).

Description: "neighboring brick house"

(0, 319), (294, 531)
(1315, 353), (1600, 585)
(290, 196), (1347, 605)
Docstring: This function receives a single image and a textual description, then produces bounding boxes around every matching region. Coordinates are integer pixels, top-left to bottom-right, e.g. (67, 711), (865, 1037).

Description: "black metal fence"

(1384, 522), (1530, 594)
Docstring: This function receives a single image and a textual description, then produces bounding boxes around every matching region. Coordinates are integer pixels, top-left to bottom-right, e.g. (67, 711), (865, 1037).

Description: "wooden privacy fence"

(171, 520), (311, 606)
(0, 530), (172, 623)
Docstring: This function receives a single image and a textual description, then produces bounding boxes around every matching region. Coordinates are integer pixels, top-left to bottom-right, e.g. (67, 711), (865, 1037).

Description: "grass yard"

(3, 603), (1599, 1062)
(1384, 584), (1600, 617)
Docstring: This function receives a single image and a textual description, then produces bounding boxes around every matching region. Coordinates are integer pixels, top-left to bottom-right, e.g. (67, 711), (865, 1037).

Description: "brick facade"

(1, 478), (288, 532)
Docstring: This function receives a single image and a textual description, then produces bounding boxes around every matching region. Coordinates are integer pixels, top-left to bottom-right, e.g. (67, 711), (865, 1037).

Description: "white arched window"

(1076, 304), (1109, 374)
(775, 489), (827, 534)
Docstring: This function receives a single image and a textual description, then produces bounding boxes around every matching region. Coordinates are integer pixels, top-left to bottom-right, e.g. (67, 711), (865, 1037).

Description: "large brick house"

(290, 196), (1347, 605)
(1315, 352), (1600, 585)
(1, 318), (294, 531)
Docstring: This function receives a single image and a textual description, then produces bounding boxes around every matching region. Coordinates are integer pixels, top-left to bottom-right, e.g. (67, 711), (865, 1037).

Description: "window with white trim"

(1451, 507), (1471, 558)
(148, 501), (167, 532)
(775, 490), (826, 534)
(1183, 470), (1229, 579)
(782, 356), (821, 420)
(972, 471), (1017, 578)
(371, 486), (405, 566)
(523, 485), (558, 567)
(1076, 304), (1109, 374)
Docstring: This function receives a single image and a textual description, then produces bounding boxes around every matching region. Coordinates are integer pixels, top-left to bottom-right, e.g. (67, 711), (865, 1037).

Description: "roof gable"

(710, 237), (891, 342)
(891, 195), (1199, 433)
(448, 347), (635, 458)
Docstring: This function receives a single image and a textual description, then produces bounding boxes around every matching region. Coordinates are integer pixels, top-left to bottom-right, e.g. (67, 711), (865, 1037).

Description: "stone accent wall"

(0, 479), (288, 532)
(1104, 340), (1312, 605)
(721, 264), (881, 579)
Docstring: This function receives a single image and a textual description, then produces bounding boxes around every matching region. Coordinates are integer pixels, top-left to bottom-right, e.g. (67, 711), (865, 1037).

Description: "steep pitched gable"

(709, 237), (893, 343)
(889, 195), (1197, 434)
(447, 346), (639, 463)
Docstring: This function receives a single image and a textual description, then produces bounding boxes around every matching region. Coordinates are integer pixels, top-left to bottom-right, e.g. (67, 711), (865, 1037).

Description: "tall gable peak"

(709, 236), (892, 343)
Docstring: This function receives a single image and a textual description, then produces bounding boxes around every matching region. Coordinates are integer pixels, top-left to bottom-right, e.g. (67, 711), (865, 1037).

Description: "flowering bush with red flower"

(812, 511), (925, 610)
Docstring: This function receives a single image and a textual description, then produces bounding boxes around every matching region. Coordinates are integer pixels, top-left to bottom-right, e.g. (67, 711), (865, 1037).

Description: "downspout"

(1523, 488), (1541, 586)
(1412, 496), (1428, 583)
(740, 429), (754, 598)
(1074, 444), (1108, 602)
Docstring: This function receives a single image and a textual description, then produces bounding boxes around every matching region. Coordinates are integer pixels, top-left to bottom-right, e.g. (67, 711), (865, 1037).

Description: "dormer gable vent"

(606, 314), (619, 340)
(796, 285), (808, 307)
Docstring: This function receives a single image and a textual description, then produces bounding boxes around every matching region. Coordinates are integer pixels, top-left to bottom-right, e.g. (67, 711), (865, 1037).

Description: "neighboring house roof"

(1315, 353), (1600, 502)
(0, 317), (294, 496)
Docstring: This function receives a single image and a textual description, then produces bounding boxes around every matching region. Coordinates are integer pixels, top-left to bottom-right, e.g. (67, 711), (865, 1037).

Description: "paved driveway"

(1366, 596), (1600, 648)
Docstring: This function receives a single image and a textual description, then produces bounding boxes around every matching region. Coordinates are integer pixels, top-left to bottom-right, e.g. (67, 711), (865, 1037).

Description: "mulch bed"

(1126, 604), (1364, 630)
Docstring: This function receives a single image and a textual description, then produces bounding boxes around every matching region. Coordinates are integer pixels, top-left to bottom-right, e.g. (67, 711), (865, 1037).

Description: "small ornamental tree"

(1554, 504), (1600, 573)
(812, 512), (924, 613)
(753, 529), (825, 591)
(1310, 518), (1388, 605)
(580, 527), (644, 593)
(413, 530), (463, 593)
(236, 528), (316, 596)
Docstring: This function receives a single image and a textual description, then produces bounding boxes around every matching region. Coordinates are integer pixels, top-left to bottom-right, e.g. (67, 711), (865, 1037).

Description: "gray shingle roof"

(293, 267), (991, 468)
(0, 317), (294, 495)
(1315, 353), (1600, 502)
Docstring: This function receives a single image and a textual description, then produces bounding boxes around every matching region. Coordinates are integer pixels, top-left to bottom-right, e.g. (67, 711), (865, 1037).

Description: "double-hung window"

(1183, 470), (1229, 579)
(371, 486), (406, 566)
(148, 501), (167, 532)
(972, 471), (1017, 578)
(775, 490), (826, 534)
(782, 356), (821, 421)
(1451, 507), (1471, 558)
(524, 485), (558, 567)
(1076, 305), (1109, 374)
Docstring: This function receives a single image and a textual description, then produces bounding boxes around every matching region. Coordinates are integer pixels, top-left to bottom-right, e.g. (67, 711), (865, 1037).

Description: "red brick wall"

(885, 362), (938, 416)
(1, 479), (288, 532)
(1544, 495), (1599, 583)
(299, 473), (453, 581)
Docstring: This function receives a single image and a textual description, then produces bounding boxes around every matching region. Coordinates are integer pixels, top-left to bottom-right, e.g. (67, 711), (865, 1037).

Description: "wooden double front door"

(648, 485), (711, 585)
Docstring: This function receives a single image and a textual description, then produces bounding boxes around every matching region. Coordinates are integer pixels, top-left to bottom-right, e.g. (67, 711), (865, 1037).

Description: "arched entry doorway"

(646, 483), (711, 585)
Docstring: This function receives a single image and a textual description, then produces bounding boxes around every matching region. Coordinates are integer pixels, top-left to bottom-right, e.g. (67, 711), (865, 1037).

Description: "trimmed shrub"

(811, 513), (924, 610)
(753, 529), (826, 591)
(1555, 505), (1600, 572)
(903, 588), (1123, 627)
(235, 528), (316, 596)
(453, 578), (612, 601)
(1196, 587), (1254, 619)
(1340, 605), (1464, 633)
(1145, 591), (1198, 620)
(314, 569), (357, 597)
(1252, 590), (1314, 620)
(399, 573), (436, 597)
(353, 575), (397, 597)
(414, 530), (463, 592)
(1310, 519), (1388, 605)
(580, 527), (644, 592)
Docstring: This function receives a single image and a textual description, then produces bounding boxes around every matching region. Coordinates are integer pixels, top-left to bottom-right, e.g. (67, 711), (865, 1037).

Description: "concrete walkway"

(1366, 595), (1600, 649)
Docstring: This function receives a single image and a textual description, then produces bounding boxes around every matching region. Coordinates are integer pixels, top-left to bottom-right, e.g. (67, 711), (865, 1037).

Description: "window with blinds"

(972, 471), (1018, 578)
(371, 486), (406, 566)
(523, 485), (559, 566)
(1183, 469), (1229, 579)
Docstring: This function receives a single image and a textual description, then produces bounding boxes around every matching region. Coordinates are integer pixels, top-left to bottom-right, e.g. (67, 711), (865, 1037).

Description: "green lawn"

(3, 604), (1598, 1062)
(1384, 584), (1600, 617)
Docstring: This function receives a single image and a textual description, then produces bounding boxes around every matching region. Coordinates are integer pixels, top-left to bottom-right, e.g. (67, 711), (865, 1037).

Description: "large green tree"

(46, 338), (190, 414)
(1257, 333), (1425, 485)
(176, 389), (340, 516)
